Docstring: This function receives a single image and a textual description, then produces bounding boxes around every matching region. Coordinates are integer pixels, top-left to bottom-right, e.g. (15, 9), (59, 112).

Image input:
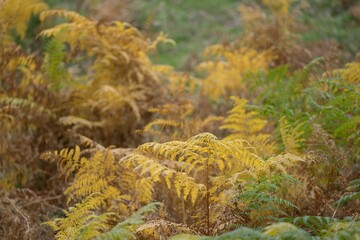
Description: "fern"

(221, 96), (276, 157)
(58, 116), (103, 130)
(336, 179), (360, 206)
(262, 223), (312, 239)
(43, 37), (67, 90)
(197, 45), (273, 100)
(283, 216), (360, 238)
(0, 0), (48, 39)
(41, 146), (131, 212)
(121, 132), (272, 233)
(335, 116), (360, 145)
(171, 223), (311, 240)
(121, 132), (309, 234)
(141, 100), (223, 141)
(262, 0), (290, 16)
(283, 216), (340, 235)
(203, 227), (268, 240)
(96, 202), (162, 240)
(279, 116), (306, 154)
(38, 9), (166, 145)
(236, 175), (300, 225)
(42, 145), (161, 239)
(171, 220), (359, 239)
(45, 194), (113, 240)
(341, 62), (360, 84)
(0, 96), (52, 115)
(322, 221), (360, 240)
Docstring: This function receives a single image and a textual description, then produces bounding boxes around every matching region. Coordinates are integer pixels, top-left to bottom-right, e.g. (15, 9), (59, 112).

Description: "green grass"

(300, 0), (360, 55)
(131, 0), (243, 70)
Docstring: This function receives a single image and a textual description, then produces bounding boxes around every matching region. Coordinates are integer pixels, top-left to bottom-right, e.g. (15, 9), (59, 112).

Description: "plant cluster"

(0, 0), (359, 239)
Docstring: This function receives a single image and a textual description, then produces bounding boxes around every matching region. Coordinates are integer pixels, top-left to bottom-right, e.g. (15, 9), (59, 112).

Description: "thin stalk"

(205, 159), (210, 235)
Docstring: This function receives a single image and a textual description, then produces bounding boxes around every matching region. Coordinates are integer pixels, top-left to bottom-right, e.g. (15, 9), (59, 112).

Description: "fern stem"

(205, 158), (210, 235)
(182, 195), (186, 224)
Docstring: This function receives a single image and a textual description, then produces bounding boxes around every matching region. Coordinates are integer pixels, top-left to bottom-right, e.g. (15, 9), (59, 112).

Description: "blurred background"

(35, 0), (360, 70)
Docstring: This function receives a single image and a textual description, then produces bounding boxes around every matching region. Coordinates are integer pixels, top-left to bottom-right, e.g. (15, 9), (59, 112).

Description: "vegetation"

(0, 0), (359, 239)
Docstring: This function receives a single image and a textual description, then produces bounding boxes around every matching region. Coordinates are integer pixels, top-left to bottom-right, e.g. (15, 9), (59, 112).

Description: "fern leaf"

(0, 0), (48, 39)
(58, 116), (103, 130)
(42, 37), (67, 89)
(279, 116), (306, 154)
(341, 62), (360, 84)
(39, 9), (87, 23)
(222, 96), (276, 157)
(45, 194), (107, 239)
(283, 216), (339, 235)
(96, 202), (162, 240)
(202, 227), (267, 240)
(336, 178), (360, 205)
(335, 116), (360, 144)
(324, 221), (360, 240)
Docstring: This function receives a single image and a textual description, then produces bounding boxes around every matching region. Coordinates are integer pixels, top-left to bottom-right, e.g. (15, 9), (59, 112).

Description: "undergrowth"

(0, 0), (359, 239)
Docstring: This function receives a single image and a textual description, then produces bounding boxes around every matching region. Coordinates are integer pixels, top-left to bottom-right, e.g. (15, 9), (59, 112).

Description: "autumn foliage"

(0, 0), (359, 239)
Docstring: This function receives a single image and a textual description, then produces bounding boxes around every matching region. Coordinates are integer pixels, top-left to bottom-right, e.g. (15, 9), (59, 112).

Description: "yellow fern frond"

(38, 9), (165, 137)
(262, 0), (290, 16)
(45, 194), (111, 240)
(141, 101), (222, 141)
(198, 47), (272, 99)
(267, 153), (307, 174)
(0, 0), (48, 39)
(121, 152), (206, 204)
(121, 132), (271, 212)
(39, 9), (87, 23)
(341, 62), (360, 84)
(58, 116), (103, 130)
(41, 146), (82, 179)
(221, 96), (276, 157)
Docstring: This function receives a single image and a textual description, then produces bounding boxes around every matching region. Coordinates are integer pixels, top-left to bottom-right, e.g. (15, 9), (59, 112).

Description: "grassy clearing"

(132, 0), (242, 69)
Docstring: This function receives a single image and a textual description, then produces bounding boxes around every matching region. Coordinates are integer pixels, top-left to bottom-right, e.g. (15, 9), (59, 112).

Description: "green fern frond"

(346, 179), (360, 192)
(169, 234), (203, 240)
(43, 37), (67, 90)
(236, 175), (299, 223)
(335, 116), (360, 144)
(336, 179), (360, 206)
(283, 216), (339, 235)
(201, 227), (268, 240)
(242, 191), (299, 211)
(96, 202), (162, 240)
(0, 96), (52, 115)
(336, 192), (360, 206)
(323, 221), (360, 240)
(78, 213), (115, 240)
(263, 222), (312, 239)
